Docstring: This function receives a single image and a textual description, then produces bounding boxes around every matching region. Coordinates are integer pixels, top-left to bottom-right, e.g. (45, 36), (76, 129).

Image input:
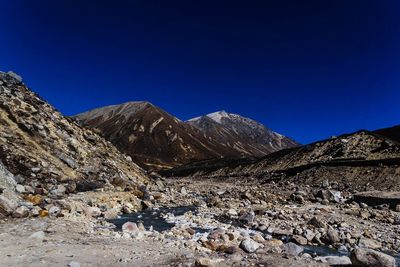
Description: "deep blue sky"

(1, 0), (400, 144)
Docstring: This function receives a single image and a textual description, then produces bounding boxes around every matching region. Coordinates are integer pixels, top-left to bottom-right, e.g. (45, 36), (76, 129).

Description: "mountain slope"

(187, 111), (298, 155)
(0, 71), (149, 217)
(165, 130), (400, 190)
(374, 124), (400, 143)
(74, 103), (239, 170)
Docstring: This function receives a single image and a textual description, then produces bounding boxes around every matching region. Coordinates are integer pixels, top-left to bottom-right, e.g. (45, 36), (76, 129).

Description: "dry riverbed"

(1, 177), (400, 266)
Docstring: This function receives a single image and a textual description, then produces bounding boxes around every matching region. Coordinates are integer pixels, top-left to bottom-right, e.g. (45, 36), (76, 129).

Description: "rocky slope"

(75, 106), (298, 171)
(374, 124), (400, 143)
(0, 71), (149, 218)
(166, 130), (400, 190)
(74, 102), (240, 170)
(187, 111), (298, 156)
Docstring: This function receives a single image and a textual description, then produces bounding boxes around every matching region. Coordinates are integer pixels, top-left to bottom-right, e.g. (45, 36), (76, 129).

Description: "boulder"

(282, 242), (304, 257)
(85, 206), (101, 218)
(315, 256), (352, 265)
(15, 184), (26, 194)
(358, 237), (382, 249)
(13, 205), (29, 218)
(239, 238), (260, 253)
(122, 222), (139, 234)
(293, 235), (308, 245)
(308, 216), (326, 228)
(316, 189), (342, 203)
(0, 194), (18, 216)
(195, 258), (222, 267)
(350, 248), (396, 267)
(48, 206), (61, 217)
(238, 210), (255, 225)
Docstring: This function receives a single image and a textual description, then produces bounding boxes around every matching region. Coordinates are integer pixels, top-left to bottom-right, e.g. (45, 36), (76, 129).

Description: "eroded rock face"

(0, 160), (21, 217)
(0, 71), (150, 217)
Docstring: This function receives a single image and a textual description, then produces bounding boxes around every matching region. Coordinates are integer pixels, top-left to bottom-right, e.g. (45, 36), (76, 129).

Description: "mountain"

(165, 130), (400, 190)
(187, 111), (298, 156)
(74, 102), (239, 170)
(75, 105), (298, 170)
(0, 71), (149, 217)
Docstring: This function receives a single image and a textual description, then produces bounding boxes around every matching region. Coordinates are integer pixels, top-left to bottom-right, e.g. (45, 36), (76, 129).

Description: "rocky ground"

(2, 176), (400, 266)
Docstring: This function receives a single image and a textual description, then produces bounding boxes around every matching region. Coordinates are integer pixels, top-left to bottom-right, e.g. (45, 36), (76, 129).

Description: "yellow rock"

(24, 195), (43, 205)
(39, 210), (48, 217)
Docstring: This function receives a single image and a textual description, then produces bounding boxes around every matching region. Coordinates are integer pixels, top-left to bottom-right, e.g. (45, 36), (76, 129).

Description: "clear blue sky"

(1, 0), (399, 144)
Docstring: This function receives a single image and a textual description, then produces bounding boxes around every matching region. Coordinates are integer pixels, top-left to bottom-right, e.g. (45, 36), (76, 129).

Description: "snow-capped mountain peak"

(206, 110), (230, 123)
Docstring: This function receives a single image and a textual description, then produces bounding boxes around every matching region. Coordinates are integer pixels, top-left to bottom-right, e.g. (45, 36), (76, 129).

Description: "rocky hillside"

(0, 71), (149, 218)
(74, 102), (239, 170)
(75, 106), (298, 170)
(166, 130), (400, 190)
(187, 111), (298, 155)
(374, 124), (400, 143)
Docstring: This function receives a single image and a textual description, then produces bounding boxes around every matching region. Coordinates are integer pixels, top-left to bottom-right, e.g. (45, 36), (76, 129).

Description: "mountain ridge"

(75, 103), (298, 170)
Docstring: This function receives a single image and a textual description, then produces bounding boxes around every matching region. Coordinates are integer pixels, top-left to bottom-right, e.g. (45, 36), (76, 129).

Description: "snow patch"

(206, 111), (229, 124)
(149, 117), (164, 133)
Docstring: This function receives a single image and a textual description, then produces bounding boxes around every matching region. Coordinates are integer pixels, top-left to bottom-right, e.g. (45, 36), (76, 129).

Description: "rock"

(218, 245), (241, 254)
(85, 206), (101, 218)
(122, 222), (139, 234)
(282, 242), (304, 257)
(57, 153), (78, 169)
(29, 231), (45, 242)
(238, 210), (255, 225)
(6, 71), (23, 83)
(67, 261), (80, 267)
(293, 235), (308, 245)
(103, 208), (119, 219)
(325, 227), (340, 244)
(24, 195), (43, 205)
(15, 184), (26, 193)
(195, 257), (222, 267)
(180, 187), (187, 195)
(350, 248), (396, 267)
(66, 181), (77, 193)
(304, 229), (315, 241)
(264, 239), (283, 247)
(395, 204), (400, 212)
(358, 237), (382, 249)
(52, 184), (66, 195)
(315, 256), (352, 265)
(155, 179), (165, 190)
(322, 180), (330, 188)
(316, 189), (342, 203)
(252, 233), (265, 243)
(239, 238), (260, 253)
(0, 195), (18, 216)
(48, 206), (61, 217)
(12, 205), (29, 218)
(39, 209), (48, 217)
(227, 208), (238, 217)
(141, 200), (153, 210)
(308, 216), (326, 228)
